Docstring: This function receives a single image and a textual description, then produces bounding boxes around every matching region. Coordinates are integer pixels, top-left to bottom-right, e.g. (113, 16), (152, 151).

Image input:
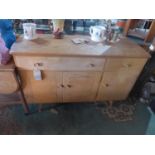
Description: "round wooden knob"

(34, 63), (43, 67)
(124, 63), (132, 68)
(90, 64), (95, 67)
(105, 83), (109, 87)
(127, 64), (132, 67)
(67, 84), (72, 88)
(61, 84), (65, 88)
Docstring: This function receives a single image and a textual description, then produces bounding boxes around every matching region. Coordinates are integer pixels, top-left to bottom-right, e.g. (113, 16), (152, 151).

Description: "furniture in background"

(131, 38), (155, 102)
(10, 34), (150, 105)
(124, 19), (155, 43)
(0, 60), (29, 114)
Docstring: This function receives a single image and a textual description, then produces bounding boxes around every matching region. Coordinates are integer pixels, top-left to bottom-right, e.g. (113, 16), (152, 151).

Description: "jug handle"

(30, 27), (33, 38)
(89, 27), (93, 35)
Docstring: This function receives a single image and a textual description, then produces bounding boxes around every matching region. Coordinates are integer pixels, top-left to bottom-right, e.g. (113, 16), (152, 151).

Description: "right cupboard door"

(96, 58), (147, 101)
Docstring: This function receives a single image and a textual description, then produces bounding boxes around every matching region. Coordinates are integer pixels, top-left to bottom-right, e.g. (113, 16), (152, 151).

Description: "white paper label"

(33, 69), (42, 80)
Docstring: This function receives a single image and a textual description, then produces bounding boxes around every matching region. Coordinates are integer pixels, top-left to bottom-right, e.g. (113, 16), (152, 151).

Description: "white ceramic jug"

(23, 23), (37, 40)
(89, 26), (106, 42)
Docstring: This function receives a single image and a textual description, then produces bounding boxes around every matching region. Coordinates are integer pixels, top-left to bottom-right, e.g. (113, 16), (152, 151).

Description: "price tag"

(33, 64), (42, 80)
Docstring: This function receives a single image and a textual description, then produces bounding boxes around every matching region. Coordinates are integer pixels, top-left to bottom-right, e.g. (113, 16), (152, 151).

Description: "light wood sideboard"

(10, 34), (150, 104)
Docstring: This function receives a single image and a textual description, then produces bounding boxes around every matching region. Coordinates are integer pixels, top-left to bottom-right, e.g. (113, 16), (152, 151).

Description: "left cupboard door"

(19, 70), (63, 104)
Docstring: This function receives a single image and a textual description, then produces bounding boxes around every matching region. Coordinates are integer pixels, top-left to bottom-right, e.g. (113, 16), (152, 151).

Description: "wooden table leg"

(38, 104), (42, 112)
(108, 101), (113, 107)
(19, 87), (30, 114)
(15, 71), (30, 115)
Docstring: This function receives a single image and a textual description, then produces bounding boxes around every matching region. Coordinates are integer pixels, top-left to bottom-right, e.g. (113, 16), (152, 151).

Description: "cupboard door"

(97, 69), (143, 101)
(62, 72), (102, 103)
(19, 70), (63, 103)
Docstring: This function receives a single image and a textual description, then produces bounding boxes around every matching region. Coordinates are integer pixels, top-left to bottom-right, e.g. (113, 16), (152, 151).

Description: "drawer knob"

(90, 64), (95, 67)
(127, 64), (132, 67)
(34, 63), (43, 67)
(124, 63), (132, 68)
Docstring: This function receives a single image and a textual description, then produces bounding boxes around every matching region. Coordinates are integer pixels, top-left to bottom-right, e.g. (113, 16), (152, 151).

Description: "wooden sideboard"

(10, 34), (150, 104)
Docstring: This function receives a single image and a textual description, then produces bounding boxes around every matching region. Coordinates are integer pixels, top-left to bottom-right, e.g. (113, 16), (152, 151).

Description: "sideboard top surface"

(10, 34), (150, 58)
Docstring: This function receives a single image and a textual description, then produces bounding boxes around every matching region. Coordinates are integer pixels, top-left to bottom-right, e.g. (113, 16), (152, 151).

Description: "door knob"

(67, 84), (72, 88)
(105, 83), (109, 87)
(61, 84), (65, 88)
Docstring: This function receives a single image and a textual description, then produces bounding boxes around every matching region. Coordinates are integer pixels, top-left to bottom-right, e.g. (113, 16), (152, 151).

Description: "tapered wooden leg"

(15, 69), (30, 114)
(18, 89), (30, 114)
(108, 101), (113, 107)
(38, 104), (42, 112)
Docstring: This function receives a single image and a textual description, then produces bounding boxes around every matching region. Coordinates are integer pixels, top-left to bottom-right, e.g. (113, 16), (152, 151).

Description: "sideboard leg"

(15, 71), (30, 115)
(108, 101), (113, 107)
(19, 88), (30, 115)
(38, 104), (42, 112)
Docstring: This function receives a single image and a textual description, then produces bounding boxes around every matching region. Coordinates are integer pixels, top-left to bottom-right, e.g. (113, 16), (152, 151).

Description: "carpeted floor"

(0, 101), (154, 135)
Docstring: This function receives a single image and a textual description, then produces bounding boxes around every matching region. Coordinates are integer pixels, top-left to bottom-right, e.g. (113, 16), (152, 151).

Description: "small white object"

(23, 23), (37, 40)
(33, 68), (42, 80)
(72, 38), (89, 44)
(149, 44), (155, 51)
(89, 26), (106, 42)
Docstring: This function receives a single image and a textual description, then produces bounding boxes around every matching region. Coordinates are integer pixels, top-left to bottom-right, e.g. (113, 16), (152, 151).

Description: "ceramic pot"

(89, 26), (106, 42)
(23, 23), (37, 40)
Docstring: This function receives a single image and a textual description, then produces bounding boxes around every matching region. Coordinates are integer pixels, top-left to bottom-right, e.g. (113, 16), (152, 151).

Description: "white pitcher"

(89, 26), (106, 42)
(23, 23), (37, 40)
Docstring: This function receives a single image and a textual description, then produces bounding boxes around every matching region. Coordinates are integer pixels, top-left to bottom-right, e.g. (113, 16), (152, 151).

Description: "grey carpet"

(0, 101), (154, 135)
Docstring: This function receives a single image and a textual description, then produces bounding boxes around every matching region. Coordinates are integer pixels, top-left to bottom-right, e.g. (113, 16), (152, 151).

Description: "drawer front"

(104, 58), (147, 72)
(14, 56), (105, 71)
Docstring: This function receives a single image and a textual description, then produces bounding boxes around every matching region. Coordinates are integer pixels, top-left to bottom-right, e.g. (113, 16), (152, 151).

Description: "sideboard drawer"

(14, 56), (105, 71)
(104, 58), (147, 72)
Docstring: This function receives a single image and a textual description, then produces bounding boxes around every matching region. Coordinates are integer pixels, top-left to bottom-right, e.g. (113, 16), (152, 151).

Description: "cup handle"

(89, 27), (93, 35)
(101, 31), (106, 40)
